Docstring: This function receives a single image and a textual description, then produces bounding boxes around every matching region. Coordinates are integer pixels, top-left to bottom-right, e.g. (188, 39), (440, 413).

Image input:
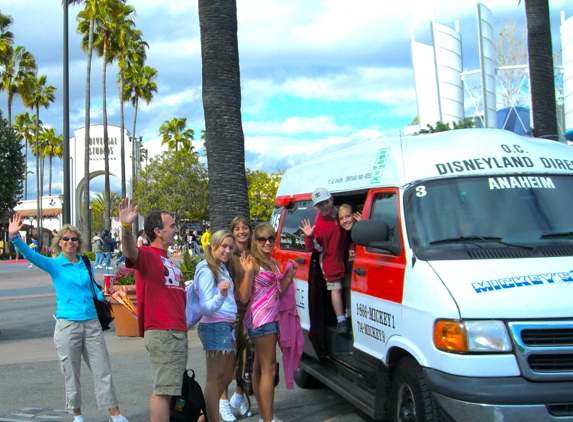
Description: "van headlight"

(433, 319), (512, 353)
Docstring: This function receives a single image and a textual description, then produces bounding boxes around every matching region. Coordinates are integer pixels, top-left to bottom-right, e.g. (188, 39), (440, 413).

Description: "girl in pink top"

(239, 223), (297, 422)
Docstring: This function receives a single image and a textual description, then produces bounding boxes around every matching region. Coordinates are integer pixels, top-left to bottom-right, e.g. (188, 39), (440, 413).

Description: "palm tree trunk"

(7, 90), (13, 126)
(131, 96), (139, 234)
(49, 155), (53, 196)
(524, 0), (558, 140)
(120, 68), (126, 197)
(34, 105), (41, 251)
(131, 95), (138, 188)
(199, 0), (250, 231)
(24, 140), (28, 200)
(103, 43), (111, 231)
(83, 17), (94, 251)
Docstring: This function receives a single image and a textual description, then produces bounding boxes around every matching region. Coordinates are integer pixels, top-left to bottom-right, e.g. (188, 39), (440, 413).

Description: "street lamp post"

(58, 194), (64, 231)
(62, 0), (71, 225)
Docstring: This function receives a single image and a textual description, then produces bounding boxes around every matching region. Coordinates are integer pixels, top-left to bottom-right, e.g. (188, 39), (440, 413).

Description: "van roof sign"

(276, 129), (573, 197)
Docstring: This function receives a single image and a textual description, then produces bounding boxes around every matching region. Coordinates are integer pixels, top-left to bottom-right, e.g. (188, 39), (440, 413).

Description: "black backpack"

(170, 369), (207, 422)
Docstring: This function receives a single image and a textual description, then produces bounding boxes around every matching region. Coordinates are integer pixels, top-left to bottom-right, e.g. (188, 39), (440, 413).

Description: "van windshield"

(404, 174), (573, 259)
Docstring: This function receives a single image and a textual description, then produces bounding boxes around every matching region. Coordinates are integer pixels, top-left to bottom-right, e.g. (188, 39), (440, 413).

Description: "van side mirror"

(352, 219), (401, 256)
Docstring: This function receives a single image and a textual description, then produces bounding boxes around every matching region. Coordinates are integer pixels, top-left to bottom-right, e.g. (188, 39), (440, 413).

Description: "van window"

(278, 201), (316, 251)
(370, 192), (398, 242)
(404, 174), (573, 258)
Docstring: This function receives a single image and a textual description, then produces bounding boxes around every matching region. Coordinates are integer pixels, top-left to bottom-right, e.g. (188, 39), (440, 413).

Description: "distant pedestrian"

(191, 230), (202, 257)
(8, 213), (129, 422)
(137, 229), (149, 247)
(102, 229), (117, 270)
(28, 235), (39, 268)
(115, 241), (126, 267)
(93, 232), (104, 268)
(201, 226), (211, 253)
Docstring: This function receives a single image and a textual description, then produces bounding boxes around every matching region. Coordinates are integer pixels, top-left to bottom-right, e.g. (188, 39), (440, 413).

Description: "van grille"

(540, 246), (573, 257)
(467, 249), (532, 259)
(508, 321), (573, 381)
(528, 354), (573, 372)
(521, 328), (573, 346)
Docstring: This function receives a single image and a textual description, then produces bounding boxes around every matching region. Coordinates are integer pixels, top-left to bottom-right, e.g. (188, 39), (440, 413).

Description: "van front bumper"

(424, 368), (573, 421)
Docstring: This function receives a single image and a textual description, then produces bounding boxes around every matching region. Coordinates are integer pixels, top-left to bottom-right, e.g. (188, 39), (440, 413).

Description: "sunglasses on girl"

(256, 236), (276, 244)
(62, 236), (79, 242)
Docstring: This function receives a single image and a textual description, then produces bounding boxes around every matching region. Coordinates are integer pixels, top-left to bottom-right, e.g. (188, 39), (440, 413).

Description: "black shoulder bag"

(81, 254), (115, 331)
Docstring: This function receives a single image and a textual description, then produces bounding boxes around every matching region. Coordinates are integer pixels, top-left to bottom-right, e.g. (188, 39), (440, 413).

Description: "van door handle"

(354, 268), (366, 276)
(295, 258), (306, 264)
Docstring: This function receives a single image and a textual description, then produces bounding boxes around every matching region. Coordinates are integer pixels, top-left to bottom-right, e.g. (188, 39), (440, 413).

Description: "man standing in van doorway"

(300, 187), (348, 333)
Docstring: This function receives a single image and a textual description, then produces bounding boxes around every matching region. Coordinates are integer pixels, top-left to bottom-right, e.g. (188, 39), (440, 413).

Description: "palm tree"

(198, 0), (249, 230)
(522, 0), (558, 140)
(116, 26), (146, 197)
(0, 12), (14, 59)
(76, 0), (99, 250)
(91, 190), (121, 233)
(159, 117), (195, 152)
(92, 0), (134, 229)
(22, 73), (56, 250)
(0, 45), (37, 125)
(123, 63), (157, 189)
(39, 127), (63, 196)
(12, 111), (39, 199)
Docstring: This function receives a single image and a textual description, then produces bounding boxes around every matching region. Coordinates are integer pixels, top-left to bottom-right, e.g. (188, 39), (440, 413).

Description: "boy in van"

(300, 188), (348, 333)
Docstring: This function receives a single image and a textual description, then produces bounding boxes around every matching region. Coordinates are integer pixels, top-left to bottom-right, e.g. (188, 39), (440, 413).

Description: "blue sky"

(1, 0), (572, 200)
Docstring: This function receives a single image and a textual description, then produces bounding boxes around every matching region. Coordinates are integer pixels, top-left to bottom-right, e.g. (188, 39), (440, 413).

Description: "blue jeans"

(115, 254), (125, 265)
(95, 252), (103, 267)
(105, 252), (112, 268)
(192, 241), (201, 256)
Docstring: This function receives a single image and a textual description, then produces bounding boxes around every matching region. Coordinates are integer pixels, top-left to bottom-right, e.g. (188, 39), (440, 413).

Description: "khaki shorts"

(144, 329), (188, 396)
(326, 278), (343, 291)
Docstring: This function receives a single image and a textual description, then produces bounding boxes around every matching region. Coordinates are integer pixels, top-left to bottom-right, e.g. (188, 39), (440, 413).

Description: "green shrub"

(84, 251), (96, 261)
(180, 253), (203, 281)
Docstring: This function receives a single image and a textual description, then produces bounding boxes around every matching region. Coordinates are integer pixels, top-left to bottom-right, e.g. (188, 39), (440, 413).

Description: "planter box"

(107, 286), (138, 337)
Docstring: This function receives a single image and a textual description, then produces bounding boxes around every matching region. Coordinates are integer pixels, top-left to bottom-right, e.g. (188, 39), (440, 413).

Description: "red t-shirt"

(304, 210), (347, 281)
(126, 246), (187, 337)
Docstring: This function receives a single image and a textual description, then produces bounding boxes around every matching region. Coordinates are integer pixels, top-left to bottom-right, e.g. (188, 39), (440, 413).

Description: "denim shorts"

(246, 321), (280, 339)
(197, 321), (235, 352)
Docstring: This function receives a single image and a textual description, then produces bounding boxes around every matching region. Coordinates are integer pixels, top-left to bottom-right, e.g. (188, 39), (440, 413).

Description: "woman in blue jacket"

(8, 213), (128, 422)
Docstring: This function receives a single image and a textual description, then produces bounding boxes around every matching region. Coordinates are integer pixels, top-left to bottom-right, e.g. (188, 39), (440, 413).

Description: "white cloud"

(244, 116), (353, 136)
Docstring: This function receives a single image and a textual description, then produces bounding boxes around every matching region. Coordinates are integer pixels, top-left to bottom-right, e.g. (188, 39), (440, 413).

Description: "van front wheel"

(389, 357), (444, 422)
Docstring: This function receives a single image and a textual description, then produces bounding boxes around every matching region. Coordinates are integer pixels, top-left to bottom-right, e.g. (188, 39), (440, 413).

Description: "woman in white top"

(193, 230), (237, 422)
(136, 229), (149, 247)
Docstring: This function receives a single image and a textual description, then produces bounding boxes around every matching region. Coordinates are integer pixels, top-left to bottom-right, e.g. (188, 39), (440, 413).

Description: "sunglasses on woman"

(256, 236), (276, 244)
(62, 236), (79, 242)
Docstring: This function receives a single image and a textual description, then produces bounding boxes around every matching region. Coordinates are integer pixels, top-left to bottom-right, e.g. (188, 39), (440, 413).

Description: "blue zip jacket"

(12, 236), (104, 320)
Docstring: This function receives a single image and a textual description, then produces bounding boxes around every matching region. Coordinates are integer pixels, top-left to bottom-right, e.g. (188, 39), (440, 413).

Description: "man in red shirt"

(300, 188), (348, 333)
(119, 197), (187, 422)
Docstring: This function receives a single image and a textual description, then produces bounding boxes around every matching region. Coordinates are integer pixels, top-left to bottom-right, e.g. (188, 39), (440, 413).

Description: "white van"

(270, 129), (573, 422)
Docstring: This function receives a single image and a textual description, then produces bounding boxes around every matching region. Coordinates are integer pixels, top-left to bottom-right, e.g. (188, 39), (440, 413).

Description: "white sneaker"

(106, 267), (114, 270)
(230, 393), (249, 416)
(219, 400), (237, 422)
(110, 415), (129, 422)
(28, 264), (34, 268)
(95, 265), (102, 269)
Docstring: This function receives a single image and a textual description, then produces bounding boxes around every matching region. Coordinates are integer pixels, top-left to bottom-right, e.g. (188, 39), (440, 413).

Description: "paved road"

(0, 259), (372, 422)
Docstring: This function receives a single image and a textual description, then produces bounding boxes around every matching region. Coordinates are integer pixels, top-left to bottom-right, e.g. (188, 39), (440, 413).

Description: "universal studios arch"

(68, 124), (143, 232)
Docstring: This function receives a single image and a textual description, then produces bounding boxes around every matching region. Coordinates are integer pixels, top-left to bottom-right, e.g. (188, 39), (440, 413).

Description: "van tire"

(389, 357), (444, 422)
(293, 366), (321, 389)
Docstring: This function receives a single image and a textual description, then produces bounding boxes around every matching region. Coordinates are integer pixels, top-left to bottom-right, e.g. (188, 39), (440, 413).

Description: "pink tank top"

(244, 269), (283, 330)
